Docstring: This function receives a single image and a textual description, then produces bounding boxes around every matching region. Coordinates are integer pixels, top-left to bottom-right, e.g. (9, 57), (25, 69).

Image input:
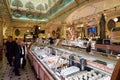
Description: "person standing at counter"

(86, 40), (91, 53)
(49, 37), (54, 45)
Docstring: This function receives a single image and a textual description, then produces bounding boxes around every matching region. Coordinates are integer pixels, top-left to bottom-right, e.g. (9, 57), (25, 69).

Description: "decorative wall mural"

(48, 0), (52, 7)
(13, 9), (22, 17)
(25, 1), (35, 10)
(12, 0), (23, 17)
(44, 3), (48, 10)
(36, 4), (45, 12)
(9, 0), (74, 21)
(15, 29), (20, 36)
(12, 0), (23, 9)
(26, 11), (34, 18)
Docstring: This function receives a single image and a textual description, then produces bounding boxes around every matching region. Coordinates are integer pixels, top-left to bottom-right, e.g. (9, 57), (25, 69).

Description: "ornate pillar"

(0, 21), (3, 46)
(0, 20), (3, 60)
(61, 23), (67, 39)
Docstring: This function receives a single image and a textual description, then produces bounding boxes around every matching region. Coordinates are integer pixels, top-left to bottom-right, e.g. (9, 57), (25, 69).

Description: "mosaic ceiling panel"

(8, 0), (74, 21)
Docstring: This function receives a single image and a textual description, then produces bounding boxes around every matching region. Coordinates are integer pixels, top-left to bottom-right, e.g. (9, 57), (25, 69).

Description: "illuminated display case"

(28, 43), (118, 80)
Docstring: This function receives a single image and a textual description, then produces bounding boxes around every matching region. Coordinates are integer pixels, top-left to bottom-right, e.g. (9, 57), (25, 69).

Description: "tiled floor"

(0, 54), (37, 80)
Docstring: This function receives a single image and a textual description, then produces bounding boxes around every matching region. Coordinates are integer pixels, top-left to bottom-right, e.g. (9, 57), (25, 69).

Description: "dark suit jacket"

(13, 42), (22, 67)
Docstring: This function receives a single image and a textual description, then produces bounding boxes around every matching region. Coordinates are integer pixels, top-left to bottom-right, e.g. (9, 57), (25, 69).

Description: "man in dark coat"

(20, 41), (26, 69)
(13, 39), (22, 76)
(49, 37), (54, 44)
(5, 36), (13, 66)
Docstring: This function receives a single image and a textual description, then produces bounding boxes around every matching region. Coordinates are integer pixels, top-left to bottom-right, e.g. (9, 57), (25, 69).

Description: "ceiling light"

(80, 24), (84, 27)
(104, 13), (107, 16)
(113, 17), (118, 22)
(27, 30), (29, 32)
(38, 27), (41, 29)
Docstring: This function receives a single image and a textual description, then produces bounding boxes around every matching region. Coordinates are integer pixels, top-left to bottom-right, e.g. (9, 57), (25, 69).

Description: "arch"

(65, 0), (120, 23)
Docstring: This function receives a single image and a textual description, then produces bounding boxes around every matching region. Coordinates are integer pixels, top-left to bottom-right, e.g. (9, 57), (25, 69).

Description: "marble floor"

(0, 54), (37, 80)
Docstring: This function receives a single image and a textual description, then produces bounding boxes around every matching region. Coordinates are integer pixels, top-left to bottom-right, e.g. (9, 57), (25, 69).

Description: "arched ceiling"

(65, 0), (120, 23)
(0, 0), (10, 23)
(1, 0), (120, 28)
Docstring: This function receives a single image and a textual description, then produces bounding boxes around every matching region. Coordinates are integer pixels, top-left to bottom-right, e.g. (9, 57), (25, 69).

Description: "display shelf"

(61, 40), (96, 49)
(53, 46), (116, 74)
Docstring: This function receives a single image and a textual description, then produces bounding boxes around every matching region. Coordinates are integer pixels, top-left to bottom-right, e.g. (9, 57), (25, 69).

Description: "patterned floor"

(0, 54), (37, 80)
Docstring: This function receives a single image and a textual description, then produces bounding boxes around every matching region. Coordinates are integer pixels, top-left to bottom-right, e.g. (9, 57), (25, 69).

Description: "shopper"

(5, 36), (13, 66)
(20, 41), (26, 69)
(49, 37), (54, 45)
(13, 39), (22, 76)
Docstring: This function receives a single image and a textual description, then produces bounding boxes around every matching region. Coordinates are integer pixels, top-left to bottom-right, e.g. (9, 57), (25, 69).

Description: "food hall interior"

(0, 0), (120, 80)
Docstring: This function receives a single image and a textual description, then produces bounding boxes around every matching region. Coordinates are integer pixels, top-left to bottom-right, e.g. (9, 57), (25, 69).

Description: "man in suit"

(20, 41), (26, 69)
(13, 39), (22, 76)
(5, 36), (13, 66)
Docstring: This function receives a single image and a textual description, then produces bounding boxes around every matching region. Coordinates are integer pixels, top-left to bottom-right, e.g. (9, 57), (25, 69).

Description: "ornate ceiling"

(7, 0), (74, 21)
(0, 0), (10, 23)
(65, 0), (120, 24)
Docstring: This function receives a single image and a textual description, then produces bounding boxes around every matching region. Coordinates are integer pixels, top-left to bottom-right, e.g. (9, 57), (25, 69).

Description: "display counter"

(95, 44), (120, 51)
(28, 43), (117, 80)
(61, 40), (96, 49)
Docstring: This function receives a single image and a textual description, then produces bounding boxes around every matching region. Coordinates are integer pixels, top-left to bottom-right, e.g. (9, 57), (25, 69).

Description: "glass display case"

(61, 40), (96, 49)
(28, 42), (117, 80)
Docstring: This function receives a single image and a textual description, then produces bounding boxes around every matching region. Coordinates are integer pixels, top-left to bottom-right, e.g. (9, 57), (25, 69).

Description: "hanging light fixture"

(113, 17), (118, 22)
(38, 27), (41, 30)
(113, 7), (118, 22)
(80, 24), (84, 27)
(27, 30), (29, 32)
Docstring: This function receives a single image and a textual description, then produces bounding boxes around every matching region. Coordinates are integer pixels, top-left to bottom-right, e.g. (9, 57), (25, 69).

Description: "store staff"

(86, 39), (91, 53)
